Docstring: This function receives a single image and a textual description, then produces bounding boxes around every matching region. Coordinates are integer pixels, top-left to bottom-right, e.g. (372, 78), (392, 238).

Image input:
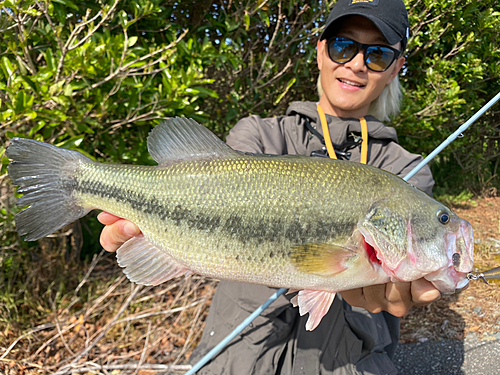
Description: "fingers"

(342, 283), (398, 314)
(348, 283), (398, 314)
(382, 282), (413, 317)
(97, 212), (122, 225)
(410, 278), (441, 305)
(339, 287), (377, 311)
(99, 217), (141, 253)
(340, 279), (441, 318)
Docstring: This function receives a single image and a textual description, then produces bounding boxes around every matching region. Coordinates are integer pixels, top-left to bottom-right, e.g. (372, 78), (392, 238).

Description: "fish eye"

(452, 253), (461, 268)
(437, 210), (450, 225)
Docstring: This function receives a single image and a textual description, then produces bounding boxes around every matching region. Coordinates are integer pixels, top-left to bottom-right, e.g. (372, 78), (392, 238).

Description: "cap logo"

(349, 0), (379, 5)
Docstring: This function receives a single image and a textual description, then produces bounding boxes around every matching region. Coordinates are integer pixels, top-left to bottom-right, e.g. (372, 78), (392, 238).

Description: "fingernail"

(124, 222), (140, 236)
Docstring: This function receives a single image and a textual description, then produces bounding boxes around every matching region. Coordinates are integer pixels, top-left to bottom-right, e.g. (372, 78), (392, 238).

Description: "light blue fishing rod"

(186, 91), (500, 375)
(185, 287), (287, 375)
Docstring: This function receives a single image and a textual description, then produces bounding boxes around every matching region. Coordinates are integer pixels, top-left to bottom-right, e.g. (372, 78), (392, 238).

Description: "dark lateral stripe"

(75, 176), (356, 245)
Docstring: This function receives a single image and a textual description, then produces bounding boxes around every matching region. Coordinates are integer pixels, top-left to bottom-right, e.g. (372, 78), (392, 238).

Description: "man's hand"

(97, 212), (140, 252)
(340, 279), (441, 317)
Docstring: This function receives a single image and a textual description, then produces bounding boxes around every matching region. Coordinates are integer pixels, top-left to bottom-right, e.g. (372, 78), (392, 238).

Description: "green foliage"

(0, 0), (218, 169)
(193, 1), (325, 134)
(434, 189), (476, 208)
(400, 0), (500, 195)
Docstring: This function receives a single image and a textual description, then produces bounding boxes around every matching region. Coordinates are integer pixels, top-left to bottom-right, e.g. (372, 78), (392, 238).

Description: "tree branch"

(75, 29), (188, 94)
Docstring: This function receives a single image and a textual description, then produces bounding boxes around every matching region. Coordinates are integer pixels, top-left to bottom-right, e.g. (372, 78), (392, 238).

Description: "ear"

(317, 40), (326, 71)
(386, 56), (405, 85)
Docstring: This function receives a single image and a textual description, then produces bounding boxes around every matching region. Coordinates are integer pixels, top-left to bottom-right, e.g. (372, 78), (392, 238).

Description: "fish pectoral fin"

(291, 243), (357, 276)
(290, 289), (336, 331)
(116, 235), (191, 286)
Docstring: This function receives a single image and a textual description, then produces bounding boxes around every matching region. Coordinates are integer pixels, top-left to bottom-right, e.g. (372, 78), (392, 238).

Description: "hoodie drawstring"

(316, 104), (368, 164)
(359, 117), (368, 164)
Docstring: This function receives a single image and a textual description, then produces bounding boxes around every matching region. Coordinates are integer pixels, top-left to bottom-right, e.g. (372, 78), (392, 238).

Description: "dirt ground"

(400, 196), (500, 343)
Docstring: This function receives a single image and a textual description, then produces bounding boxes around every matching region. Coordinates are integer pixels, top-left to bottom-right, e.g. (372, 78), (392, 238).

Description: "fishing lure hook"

(467, 272), (489, 285)
(467, 265), (500, 285)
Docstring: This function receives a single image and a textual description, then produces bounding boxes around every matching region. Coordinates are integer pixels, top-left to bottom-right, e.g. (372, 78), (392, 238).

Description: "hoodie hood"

(286, 101), (399, 144)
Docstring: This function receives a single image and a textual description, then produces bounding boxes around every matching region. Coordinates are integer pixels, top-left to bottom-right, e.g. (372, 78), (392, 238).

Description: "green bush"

(1, 0), (498, 189)
(0, 0), (219, 170)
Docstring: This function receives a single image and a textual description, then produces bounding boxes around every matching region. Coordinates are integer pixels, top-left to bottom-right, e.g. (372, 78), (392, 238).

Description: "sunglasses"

(327, 37), (401, 72)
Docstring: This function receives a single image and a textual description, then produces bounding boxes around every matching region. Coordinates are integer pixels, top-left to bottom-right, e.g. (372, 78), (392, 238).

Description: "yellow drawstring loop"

(316, 104), (368, 164)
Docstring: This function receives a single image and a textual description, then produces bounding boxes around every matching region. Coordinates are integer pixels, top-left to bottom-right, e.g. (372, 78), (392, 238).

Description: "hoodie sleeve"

(226, 115), (287, 154)
(368, 139), (435, 196)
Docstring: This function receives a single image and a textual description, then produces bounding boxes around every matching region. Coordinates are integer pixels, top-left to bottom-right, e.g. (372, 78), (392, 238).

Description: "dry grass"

(0, 253), (217, 374)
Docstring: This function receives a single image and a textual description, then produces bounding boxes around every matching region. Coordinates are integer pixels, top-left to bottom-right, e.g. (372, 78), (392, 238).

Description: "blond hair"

(316, 73), (403, 122)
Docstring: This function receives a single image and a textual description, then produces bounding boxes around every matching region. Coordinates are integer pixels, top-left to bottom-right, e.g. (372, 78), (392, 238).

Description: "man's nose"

(344, 51), (367, 73)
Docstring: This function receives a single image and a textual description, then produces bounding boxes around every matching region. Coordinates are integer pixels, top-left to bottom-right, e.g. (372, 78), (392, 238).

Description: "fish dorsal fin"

(116, 235), (193, 286)
(147, 117), (237, 165)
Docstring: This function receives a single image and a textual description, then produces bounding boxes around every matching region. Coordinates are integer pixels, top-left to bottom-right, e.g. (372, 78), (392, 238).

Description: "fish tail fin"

(6, 138), (91, 241)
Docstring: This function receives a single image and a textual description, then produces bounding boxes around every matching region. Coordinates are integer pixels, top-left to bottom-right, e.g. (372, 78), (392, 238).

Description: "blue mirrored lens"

(327, 38), (397, 72)
(365, 46), (395, 71)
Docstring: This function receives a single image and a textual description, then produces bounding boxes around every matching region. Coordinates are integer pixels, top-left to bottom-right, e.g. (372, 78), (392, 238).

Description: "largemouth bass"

(6, 117), (474, 330)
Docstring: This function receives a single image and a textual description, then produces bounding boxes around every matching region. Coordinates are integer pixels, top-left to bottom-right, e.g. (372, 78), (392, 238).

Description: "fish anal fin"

(291, 289), (336, 331)
(116, 235), (190, 286)
(291, 243), (356, 276)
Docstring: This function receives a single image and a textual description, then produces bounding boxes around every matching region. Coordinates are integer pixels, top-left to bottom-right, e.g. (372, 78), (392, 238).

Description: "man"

(99, 0), (441, 373)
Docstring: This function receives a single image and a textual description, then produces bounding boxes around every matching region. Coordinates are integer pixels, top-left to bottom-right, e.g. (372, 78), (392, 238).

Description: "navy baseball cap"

(320, 0), (410, 51)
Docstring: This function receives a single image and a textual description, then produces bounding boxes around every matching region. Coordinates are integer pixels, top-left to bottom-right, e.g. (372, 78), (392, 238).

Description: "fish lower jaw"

(424, 267), (470, 294)
(455, 277), (469, 290)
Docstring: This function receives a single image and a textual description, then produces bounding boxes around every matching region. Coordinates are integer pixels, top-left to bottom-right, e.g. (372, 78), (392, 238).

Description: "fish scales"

(72, 155), (383, 288)
(6, 117), (474, 330)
